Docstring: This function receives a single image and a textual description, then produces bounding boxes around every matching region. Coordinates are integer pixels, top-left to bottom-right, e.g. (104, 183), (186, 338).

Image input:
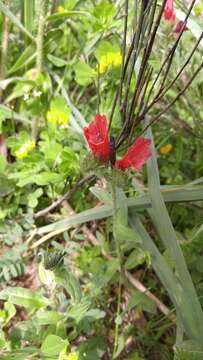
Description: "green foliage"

(0, 0), (203, 358)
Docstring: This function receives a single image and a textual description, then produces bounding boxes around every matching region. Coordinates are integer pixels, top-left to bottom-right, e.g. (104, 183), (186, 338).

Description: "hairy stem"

(32, 0), (48, 141)
(0, 0), (10, 102)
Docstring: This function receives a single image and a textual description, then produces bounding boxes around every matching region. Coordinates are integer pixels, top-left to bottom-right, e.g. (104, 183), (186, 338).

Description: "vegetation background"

(0, 0), (203, 359)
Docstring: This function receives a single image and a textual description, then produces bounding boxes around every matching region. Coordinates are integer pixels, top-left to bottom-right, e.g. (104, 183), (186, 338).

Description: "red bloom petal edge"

(84, 114), (110, 162)
(115, 137), (151, 171)
(164, 0), (176, 21)
(174, 20), (187, 33)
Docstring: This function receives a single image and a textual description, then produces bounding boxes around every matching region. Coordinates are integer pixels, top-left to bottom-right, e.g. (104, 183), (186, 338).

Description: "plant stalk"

(0, 0), (10, 102)
(32, 0), (48, 141)
(111, 177), (123, 358)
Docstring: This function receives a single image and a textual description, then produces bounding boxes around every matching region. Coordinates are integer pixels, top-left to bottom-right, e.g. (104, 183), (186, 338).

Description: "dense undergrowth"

(0, 0), (203, 359)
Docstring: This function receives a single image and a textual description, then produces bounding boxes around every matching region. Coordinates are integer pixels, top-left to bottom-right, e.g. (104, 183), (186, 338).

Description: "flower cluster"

(84, 114), (151, 171)
(15, 140), (35, 159)
(98, 52), (122, 74)
(164, 0), (187, 33)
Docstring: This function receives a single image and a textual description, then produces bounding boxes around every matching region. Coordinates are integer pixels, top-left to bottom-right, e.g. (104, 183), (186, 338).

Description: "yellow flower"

(160, 143), (173, 155)
(98, 52), (122, 74)
(57, 5), (65, 13)
(58, 352), (79, 360)
(67, 353), (79, 360)
(47, 109), (69, 126)
(15, 140), (35, 159)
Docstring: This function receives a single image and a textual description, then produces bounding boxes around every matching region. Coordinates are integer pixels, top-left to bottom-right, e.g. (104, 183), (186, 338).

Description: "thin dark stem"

(142, 0), (196, 112)
(109, 88), (119, 131)
(140, 61), (203, 136)
(128, 66), (153, 144)
(116, 0), (167, 148)
(121, 3), (145, 122)
(119, 0), (129, 106)
(142, 30), (203, 115)
(34, 175), (95, 219)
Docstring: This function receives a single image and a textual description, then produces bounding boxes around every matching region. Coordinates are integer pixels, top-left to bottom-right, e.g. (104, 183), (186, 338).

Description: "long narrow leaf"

(37, 185), (203, 235)
(0, 0), (36, 43)
(146, 124), (203, 342)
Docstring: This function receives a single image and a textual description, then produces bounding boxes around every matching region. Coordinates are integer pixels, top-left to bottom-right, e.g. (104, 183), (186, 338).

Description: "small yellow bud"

(160, 143), (173, 155)
(16, 140), (35, 159)
(57, 6), (65, 13)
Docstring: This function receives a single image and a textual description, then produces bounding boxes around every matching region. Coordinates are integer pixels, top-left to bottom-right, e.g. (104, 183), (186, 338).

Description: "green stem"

(32, 0), (47, 141)
(111, 177), (122, 358)
(0, 0), (10, 102)
(36, 0), (47, 74)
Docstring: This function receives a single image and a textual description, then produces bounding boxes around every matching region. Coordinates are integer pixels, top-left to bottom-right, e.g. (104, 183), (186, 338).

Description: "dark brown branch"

(34, 175), (95, 219)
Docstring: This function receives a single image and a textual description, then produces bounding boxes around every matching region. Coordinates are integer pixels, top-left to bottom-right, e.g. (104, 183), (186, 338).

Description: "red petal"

(164, 0), (176, 21)
(174, 20), (186, 33)
(84, 114), (110, 162)
(115, 137), (151, 171)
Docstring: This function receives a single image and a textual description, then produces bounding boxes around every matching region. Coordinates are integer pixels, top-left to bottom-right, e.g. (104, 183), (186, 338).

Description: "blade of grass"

(0, 0), (36, 43)
(36, 184), (203, 235)
(146, 123), (203, 342)
(129, 214), (201, 342)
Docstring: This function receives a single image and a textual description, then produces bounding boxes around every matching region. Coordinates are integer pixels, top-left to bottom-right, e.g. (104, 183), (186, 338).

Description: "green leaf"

(41, 335), (69, 357)
(34, 172), (63, 186)
(95, 40), (120, 61)
(146, 124), (203, 342)
(115, 224), (142, 244)
(0, 329), (6, 349)
(37, 184), (203, 235)
(125, 248), (150, 270)
(0, 155), (6, 173)
(6, 80), (35, 103)
(0, 287), (50, 310)
(47, 10), (90, 22)
(47, 54), (67, 67)
(3, 302), (16, 327)
(55, 268), (82, 304)
(0, 105), (30, 124)
(128, 291), (157, 314)
(0, 1), (35, 43)
(90, 186), (112, 205)
(8, 45), (36, 75)
(74, 62), (95, 86)
(36, 309), (63, 325)
(28, 188), (43, 208)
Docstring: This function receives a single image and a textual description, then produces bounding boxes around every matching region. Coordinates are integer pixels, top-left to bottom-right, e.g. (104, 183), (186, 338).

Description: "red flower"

(174, 20), (187, 33)
(84, 115), (151, 171)
(115, 137), (151, 171)
(84, 114), (109, 162)
(164, 0), (176, 21)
